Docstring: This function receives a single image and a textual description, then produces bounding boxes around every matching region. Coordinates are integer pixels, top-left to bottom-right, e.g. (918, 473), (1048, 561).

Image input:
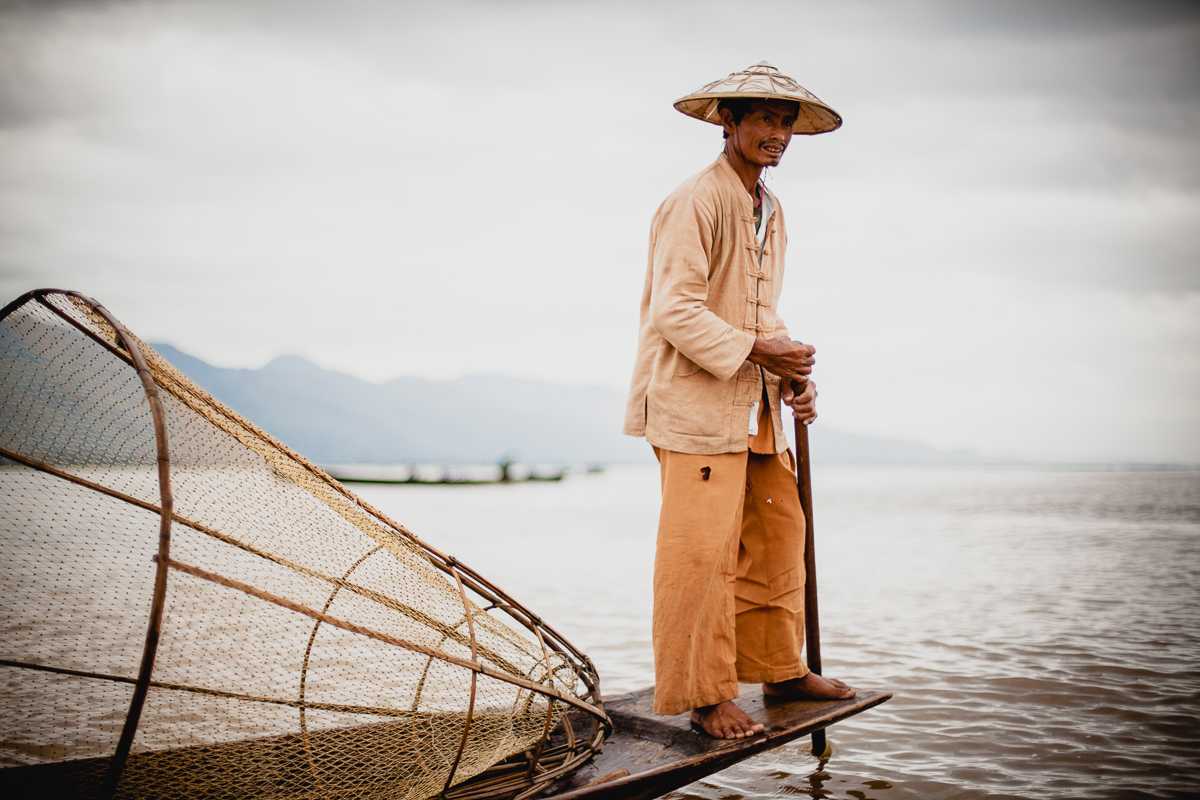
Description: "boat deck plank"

(540, 685), (891, 800)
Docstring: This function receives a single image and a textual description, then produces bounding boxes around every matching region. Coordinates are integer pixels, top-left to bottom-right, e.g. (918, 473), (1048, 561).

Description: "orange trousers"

(651, 444), (809, 715)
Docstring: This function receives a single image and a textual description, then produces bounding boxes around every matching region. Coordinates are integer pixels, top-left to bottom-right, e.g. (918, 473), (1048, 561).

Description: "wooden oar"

(793, 413), (827, 757)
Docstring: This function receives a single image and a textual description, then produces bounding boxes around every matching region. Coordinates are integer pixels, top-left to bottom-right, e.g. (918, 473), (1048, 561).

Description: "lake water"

(354, 465), (1200, 800)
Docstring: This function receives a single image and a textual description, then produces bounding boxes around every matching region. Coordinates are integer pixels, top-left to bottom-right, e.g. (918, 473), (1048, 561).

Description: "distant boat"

(323, 461), (569, 486)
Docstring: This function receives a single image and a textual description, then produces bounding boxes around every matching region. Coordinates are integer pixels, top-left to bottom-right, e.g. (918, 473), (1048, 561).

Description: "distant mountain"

(150, 344), (995, 466)
(807, 427), (1000, 466)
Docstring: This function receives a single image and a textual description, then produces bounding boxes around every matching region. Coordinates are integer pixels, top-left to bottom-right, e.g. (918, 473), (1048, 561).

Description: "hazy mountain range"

(152, 344), (995, 466)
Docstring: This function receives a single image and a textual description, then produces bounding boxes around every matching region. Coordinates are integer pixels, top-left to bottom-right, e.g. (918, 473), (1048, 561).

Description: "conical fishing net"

(0, 289), (609, 800)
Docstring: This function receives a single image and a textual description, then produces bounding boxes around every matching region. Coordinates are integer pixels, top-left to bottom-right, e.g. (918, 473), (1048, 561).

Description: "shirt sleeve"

(648, 190), (756, 381)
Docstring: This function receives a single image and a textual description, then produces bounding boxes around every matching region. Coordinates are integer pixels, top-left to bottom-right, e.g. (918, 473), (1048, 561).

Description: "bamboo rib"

(0, 659), (484, 721)
(87, 299), (174, 800)
(442, 563), (482, 794)
(298, 544), (384, 791)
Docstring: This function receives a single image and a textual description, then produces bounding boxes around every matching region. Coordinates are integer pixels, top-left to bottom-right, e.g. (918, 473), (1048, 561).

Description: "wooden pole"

(794, 416), (827, 757)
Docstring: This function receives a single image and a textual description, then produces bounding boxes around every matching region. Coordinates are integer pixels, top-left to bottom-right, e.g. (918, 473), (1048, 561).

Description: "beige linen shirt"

(623, 154), (791, 455)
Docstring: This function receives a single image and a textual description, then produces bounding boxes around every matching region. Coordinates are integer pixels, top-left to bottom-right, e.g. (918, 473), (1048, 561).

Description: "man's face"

(722, 100), (798, 167)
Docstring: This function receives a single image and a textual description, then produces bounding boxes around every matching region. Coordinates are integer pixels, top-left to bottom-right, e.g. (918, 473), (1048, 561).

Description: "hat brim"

(674, 93), (843, 135)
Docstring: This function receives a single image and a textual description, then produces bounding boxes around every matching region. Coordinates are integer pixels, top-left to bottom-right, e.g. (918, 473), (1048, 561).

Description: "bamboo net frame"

(0, 289), (610, 800)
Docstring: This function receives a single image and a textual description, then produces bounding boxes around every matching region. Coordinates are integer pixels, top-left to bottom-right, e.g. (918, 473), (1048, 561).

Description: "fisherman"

(623, 63), (855, 739)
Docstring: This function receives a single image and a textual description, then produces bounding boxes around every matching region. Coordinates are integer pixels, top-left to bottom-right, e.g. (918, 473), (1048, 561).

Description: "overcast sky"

(1, 0), (1197, 462)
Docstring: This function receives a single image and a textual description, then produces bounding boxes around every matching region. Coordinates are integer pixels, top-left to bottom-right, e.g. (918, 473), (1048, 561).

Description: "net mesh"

(0, 290), (609, 800)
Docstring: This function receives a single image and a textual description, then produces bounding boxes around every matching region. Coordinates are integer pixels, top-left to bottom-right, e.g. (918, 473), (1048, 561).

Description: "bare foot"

(689, 700), (765, 739)
(763, 672), (855, 701)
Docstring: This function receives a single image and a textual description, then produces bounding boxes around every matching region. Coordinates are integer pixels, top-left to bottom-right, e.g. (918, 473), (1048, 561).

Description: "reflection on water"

(357, 465), (1200, 800)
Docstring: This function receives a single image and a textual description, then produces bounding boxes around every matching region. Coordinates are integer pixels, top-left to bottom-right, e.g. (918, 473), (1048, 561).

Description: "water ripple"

(358, 466), (1200, 799)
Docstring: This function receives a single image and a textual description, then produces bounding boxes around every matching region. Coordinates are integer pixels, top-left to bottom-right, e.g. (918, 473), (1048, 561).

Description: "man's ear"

(718, 107), (736, 137)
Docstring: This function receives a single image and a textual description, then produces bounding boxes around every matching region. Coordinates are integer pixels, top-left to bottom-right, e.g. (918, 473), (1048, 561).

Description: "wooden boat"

(0, 289), (891, 800)
(537, 685), (891, 799)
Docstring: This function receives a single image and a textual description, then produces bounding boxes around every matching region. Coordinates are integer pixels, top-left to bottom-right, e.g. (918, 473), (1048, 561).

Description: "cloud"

(0, 0), (1196, 461)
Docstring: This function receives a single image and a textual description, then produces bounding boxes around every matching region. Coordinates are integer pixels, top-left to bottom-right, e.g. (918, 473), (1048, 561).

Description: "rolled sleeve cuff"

(697, 328), (757, 381)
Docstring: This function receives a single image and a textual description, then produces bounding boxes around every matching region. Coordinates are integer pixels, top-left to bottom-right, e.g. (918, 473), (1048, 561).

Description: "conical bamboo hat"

(674, 61), (842, 135)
